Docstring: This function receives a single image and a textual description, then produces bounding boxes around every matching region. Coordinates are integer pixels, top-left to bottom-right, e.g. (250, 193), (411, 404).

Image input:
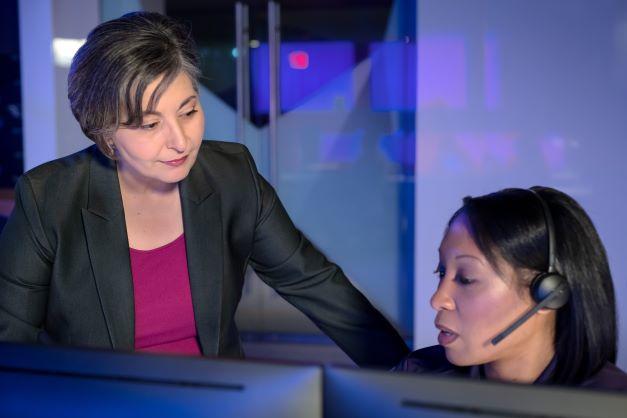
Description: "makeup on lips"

(162, 156), (188, 167)
(436, 323), (459, 346)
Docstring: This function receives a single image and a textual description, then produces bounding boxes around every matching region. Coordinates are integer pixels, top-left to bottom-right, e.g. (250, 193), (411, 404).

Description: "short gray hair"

(68, 12), (200, 158)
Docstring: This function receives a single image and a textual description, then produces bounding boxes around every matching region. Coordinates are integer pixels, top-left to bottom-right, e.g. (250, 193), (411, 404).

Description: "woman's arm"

(0, 176), (53, 343)
(244, 149), (409, 369)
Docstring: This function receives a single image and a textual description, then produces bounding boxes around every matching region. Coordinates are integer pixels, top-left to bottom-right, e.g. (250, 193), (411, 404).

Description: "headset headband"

(528, 188), (556, 274)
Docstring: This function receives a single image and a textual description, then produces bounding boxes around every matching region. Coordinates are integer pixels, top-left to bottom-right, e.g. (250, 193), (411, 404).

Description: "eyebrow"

(142, 95), (197, 116)
(436, 249), (486, 266)
(455, 254), (485, 264)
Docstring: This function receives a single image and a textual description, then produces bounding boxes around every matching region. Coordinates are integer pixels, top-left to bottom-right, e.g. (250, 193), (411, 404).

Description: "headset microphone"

(491, 278), (568, 345)
(490, 188), (570, 346)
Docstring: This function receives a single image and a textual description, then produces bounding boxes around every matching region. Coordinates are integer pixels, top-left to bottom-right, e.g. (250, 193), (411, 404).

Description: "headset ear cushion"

(530, 272), (570, 309)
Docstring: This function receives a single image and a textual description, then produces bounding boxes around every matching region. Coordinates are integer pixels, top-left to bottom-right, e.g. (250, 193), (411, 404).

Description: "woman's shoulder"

(22, 145), (97, 183)
(17, 146), (100, 197)
(199, 140), (248, 156)
(394, 345), (467, 376)
(580, 362), (627, 392)
(194, 140), (254, 172)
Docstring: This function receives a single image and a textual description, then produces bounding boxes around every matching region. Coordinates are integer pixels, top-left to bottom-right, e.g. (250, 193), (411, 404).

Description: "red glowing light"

(289, 51), (309, 70)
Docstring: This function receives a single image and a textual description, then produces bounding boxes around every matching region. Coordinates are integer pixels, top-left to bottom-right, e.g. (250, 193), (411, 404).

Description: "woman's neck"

(117, 163), (177, 197)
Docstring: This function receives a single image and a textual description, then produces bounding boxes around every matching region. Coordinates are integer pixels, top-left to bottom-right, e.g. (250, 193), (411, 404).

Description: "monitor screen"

(250, 41), (355, 114)
(324, 367), (627, 418)
(0, 342), (321, 418)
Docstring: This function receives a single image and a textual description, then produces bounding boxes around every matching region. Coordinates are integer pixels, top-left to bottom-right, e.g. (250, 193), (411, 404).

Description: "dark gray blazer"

(0, 141), (408, 368)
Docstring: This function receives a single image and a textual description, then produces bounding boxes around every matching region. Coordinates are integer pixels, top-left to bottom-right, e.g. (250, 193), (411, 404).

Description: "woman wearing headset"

(396, 186), (627, 390)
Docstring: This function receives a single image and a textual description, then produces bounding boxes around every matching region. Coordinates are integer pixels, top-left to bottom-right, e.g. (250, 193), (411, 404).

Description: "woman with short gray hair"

(0, 11), (408, 368)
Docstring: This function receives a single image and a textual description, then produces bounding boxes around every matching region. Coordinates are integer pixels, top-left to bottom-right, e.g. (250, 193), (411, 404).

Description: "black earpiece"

(491, 188), (569, 346)
(527, 187), (569, 309)
(530, 272), (569, 309)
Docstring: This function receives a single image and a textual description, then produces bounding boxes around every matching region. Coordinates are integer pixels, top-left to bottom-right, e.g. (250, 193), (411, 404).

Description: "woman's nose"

(166, 119), (187, 152)
(430, 281), (455, 311)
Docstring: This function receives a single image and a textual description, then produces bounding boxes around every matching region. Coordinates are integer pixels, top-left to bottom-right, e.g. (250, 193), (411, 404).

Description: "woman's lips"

(162, 156), (188, 167)
(436, 324), (459, 346)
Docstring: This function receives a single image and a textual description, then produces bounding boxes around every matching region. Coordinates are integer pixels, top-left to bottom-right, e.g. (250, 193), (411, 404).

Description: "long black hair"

(450, 186), (616, 385)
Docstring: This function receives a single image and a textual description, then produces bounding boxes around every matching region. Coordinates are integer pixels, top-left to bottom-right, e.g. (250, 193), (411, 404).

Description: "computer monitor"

(324, 366), (627, 418)
(0, 342), (321, 418)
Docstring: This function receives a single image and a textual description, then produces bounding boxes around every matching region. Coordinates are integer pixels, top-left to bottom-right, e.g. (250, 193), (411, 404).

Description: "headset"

(491, 188), (570, 345)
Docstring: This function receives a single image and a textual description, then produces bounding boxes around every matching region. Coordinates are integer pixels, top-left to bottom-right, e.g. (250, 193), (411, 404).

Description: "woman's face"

(112, 72), (205, 189)
(431, 214), (551, 367)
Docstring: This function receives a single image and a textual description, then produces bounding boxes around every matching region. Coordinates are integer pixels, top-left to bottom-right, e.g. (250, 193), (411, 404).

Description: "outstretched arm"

(245, 151), (409, 369)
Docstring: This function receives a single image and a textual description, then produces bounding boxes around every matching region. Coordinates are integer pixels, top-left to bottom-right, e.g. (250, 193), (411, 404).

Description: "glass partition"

(168, 0), (416, 355)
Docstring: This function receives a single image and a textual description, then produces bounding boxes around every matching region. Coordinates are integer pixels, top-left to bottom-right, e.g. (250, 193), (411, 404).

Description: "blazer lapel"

(81, 150), (135, 351)
(180, 160), (223, 357)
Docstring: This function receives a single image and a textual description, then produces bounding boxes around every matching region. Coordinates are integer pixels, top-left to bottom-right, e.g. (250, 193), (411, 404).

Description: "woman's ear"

(102, 137), (117, 159)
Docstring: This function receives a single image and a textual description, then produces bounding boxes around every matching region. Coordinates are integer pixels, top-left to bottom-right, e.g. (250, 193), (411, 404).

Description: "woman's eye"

(433, 266), (445, 280)
(183, 108), (198, 117)
(141, 121), (159, 130)
(455, 275), (474, 286)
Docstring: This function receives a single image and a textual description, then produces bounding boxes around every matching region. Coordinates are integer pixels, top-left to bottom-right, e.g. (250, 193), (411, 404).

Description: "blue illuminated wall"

(370, 42), (416, 111)
(413, 0), (627, 370)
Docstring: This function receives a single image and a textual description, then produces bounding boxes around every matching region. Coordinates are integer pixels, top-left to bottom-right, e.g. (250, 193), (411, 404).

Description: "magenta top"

(129, 233), (202, 356)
